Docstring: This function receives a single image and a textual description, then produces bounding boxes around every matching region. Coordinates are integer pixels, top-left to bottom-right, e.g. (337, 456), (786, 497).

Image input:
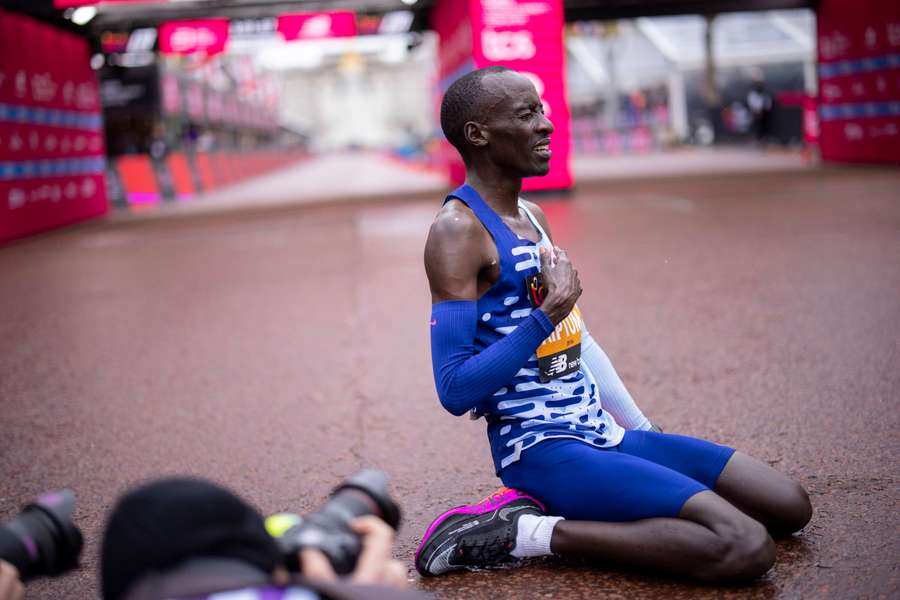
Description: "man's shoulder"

(428, 199), (484, 242)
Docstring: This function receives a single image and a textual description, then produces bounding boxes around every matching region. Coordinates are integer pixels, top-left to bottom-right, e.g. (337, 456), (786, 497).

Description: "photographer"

(0, 560), (23, 600)
(101, 477), (426, 600)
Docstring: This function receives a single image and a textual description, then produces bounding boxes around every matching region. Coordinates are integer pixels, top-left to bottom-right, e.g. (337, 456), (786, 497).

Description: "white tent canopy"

(566, 9), (816, 138)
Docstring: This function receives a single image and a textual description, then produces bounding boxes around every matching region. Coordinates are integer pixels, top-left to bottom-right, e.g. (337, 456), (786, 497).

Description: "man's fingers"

(299, 548), (337, 581)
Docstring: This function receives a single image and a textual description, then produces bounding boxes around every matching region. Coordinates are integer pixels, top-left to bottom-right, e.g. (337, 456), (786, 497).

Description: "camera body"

(266, 469), (401, 575)
(0, 490), (83, 582)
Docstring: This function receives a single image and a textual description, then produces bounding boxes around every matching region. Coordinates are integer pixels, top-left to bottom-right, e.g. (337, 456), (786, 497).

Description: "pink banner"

(431, 0), (572, 191)
(277, 11), (357, 42)
(0, 9), (108, 244)
(432, 0), (475, 186)
(817, 0), (900, 164)
(470, 0), (571, 191)
(159, 19), (230, 56)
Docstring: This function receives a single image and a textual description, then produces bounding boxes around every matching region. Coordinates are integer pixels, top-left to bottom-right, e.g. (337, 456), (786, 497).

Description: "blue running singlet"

(445, 184), (624, 473)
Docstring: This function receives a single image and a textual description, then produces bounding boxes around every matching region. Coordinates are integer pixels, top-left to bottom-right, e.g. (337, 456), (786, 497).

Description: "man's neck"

(465, 168), (522, 217)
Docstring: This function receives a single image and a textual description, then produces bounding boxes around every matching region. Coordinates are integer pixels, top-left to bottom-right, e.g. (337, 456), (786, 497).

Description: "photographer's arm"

(0, 561), (23, 600)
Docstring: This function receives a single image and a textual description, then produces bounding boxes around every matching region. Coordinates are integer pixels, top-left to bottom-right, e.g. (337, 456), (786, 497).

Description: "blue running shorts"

(499, 431), (736, 522)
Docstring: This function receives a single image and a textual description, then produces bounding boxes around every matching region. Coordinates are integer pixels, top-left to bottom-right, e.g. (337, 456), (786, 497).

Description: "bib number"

(525, 274), (582, 382)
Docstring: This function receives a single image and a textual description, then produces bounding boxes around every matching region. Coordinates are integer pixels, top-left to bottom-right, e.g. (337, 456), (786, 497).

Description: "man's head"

(100, 478), (280, 600)
(440, 67), (554, 177)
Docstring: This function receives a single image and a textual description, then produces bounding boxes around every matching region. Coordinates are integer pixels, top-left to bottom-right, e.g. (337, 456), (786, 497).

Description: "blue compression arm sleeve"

(430, 300), (556, 416)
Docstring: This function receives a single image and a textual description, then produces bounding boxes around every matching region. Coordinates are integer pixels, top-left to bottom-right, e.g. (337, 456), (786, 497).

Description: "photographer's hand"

(0, 560), (23, 600)
(298, 516), (407, 589)
(349, 516), (407, 588)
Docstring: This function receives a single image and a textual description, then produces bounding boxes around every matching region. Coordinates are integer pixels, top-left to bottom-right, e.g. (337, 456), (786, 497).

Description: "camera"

(0, 490), (83, 582)
(265, 469), (401, 575)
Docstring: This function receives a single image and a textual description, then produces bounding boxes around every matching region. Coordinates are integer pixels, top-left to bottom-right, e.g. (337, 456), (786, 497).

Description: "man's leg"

(501, 439), (775, 582)
(713, 452), (812, 536)
(615, 430), (812, 537)
(550, 490), (774, 582)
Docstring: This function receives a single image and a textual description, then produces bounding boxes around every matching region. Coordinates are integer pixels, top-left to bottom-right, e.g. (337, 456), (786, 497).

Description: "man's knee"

(704, 519), (775, 582)
(774, 481), (813, 535)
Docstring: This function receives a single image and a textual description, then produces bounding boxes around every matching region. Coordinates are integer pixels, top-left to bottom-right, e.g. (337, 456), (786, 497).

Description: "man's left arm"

(580, 327), (652, 430)
(522, 200), (658, 431)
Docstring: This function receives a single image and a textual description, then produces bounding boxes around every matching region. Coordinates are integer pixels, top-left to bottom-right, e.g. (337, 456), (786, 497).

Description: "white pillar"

(667, 69), (688, 141)
(803, 60), (817, 95)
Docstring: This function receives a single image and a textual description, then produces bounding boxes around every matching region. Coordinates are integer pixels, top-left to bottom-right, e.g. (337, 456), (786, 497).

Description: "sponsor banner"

(0, 175), (107, 242)
(433, 0), (474, 86)
(432, 0), (475, 186)
(159, 19), (230, 56)
(277, 11), (357, 41)
(0, 9), (107, 244)
(431, 0), (572, 190)
(817, 0), (900, 163)
(470, 0), (571, 191)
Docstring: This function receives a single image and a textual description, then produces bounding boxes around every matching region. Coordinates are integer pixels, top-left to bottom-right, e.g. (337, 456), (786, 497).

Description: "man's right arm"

(425, 211), (581, 416)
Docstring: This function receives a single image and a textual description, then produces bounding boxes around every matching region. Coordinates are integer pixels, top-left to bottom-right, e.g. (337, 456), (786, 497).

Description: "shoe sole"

(414, 489), (545, 573)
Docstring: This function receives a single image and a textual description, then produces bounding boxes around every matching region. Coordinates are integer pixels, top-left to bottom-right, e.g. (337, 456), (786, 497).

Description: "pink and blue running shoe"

(415, 487), (545, 576)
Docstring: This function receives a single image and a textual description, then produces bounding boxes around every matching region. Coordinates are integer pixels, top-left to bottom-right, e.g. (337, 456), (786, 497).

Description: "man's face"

(476, 71), (555, 177)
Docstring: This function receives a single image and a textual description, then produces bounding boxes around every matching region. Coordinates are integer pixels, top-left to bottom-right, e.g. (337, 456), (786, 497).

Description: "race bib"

(525, 274), (583, 382)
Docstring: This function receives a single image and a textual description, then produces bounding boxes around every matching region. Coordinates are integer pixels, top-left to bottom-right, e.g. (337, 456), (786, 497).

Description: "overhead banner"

(277, 11), (357, 41)
(159, 19), (230, 56)
(432, 0), (572, 191)
(817, 0), (900, 164)
(0, 9), (108, 244)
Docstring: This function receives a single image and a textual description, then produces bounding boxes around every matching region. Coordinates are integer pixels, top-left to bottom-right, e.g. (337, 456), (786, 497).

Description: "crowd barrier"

(111, 149), (309, 207)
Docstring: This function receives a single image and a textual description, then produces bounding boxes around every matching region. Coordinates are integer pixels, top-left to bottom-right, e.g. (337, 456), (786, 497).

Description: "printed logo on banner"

(481, 30), (536, 61)
(277, 11), (357, 41)
(159, 19), (230, 55)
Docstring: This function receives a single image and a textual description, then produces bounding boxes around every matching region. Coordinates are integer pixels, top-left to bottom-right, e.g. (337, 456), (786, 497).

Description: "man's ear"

(463, 120), (489, 148)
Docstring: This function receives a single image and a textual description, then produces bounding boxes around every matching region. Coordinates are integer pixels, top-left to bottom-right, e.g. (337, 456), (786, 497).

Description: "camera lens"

(0, 490), (83, 582)
(267, 469), (401, 575)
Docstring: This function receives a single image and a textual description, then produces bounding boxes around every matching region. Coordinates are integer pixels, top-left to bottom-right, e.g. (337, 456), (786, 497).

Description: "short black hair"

(440, 66), (513, 157)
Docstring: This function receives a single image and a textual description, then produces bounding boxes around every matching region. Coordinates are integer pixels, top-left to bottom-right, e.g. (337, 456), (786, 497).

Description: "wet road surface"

(1, 164), (898, 599)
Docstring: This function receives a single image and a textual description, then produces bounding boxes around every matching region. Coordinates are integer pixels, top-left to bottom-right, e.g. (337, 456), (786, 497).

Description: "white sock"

(510, 514), (564, 558)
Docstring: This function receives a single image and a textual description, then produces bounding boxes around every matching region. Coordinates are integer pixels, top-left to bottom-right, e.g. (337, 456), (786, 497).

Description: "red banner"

(159, 19), (230, 56)
(0, 9), (108, 244)
(431, 0), (572, 191)
(817, 0), (900, 164)
(276, 11), (357, 41)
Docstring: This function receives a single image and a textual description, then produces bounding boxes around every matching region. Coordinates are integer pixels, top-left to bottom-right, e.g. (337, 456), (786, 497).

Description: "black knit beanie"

(100, 477), (281, 600)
